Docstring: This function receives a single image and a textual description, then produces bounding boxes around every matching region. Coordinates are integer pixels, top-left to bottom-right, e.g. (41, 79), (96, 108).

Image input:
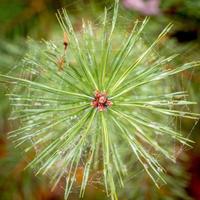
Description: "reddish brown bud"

(57, 57), (65, 71)
(106, 100), (113, 107)
(63, 32), (68, 50)
(99, 95), (107, 104)
(91, 91), (112, 111)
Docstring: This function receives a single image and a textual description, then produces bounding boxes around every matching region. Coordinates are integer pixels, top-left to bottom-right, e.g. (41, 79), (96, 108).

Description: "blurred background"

(0, 0), (200, 199)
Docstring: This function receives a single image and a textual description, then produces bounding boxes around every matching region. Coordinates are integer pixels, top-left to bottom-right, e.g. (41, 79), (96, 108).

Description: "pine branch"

(1, 1), (200, 199)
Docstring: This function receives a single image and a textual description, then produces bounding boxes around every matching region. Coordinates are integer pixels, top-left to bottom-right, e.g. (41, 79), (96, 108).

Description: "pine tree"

(0, 1), (200, 199)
